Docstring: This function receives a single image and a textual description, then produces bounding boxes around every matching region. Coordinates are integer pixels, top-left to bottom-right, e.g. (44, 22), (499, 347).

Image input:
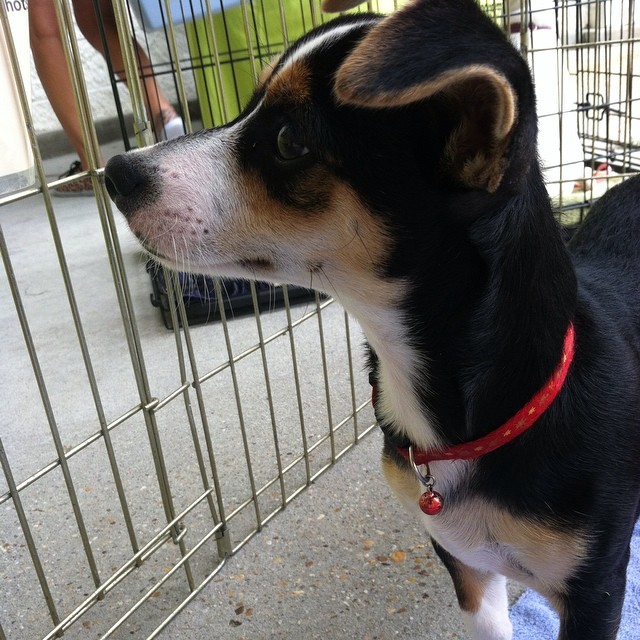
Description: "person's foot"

(51, 160), (93, 197)
(156, 107), (185, 141)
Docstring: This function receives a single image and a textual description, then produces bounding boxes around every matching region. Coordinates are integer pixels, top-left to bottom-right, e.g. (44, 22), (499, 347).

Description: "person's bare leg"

(29, 0), (96, 169)
(73, 0), (178, 136)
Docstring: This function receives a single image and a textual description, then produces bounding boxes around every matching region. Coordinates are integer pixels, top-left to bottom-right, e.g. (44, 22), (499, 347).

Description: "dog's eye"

(276, 125), (309, 161)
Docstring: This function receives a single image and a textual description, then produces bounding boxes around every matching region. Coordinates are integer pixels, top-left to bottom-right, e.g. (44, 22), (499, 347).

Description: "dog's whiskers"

(219, 277), (236, 320)
(315, 265), (342, 307)
(155, 214), (182, 242)
(352, 221), (374, 264)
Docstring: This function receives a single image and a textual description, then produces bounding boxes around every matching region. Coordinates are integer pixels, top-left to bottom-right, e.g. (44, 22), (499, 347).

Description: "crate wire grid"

(1, 1), (639, 639)
(573, 0), (640, 172)
(505, 0), (640, 220)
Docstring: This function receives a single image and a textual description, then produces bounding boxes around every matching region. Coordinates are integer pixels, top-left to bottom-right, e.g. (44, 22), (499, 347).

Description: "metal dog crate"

(503, 0), (640, 223)
(1, 0), (639, 638)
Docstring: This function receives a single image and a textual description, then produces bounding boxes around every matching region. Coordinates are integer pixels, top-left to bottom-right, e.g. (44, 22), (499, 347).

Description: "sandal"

(51, 160), (94, 197)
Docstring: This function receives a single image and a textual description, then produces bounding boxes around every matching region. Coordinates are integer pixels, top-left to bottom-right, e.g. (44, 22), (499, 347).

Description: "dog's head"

(106, 0), (538, 312)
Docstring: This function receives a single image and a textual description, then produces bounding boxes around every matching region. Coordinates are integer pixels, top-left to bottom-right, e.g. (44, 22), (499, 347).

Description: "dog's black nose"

(104, 154), (149, 216)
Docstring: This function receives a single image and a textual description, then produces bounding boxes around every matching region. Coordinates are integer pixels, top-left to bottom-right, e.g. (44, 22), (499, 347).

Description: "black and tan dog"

(105, 0), (640, 637)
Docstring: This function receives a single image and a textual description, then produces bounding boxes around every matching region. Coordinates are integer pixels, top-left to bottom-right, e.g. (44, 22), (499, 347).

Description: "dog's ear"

(334, 0), (534, 193)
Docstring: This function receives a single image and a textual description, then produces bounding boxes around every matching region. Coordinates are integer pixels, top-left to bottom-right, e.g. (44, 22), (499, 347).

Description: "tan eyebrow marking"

(264, 59), (312, 107)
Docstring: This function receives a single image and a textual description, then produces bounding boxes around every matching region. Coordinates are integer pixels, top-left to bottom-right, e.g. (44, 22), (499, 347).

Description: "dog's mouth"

(137, 240), (164, 260)
(239, 257), (276, 272)
(137, 236), (276, 277)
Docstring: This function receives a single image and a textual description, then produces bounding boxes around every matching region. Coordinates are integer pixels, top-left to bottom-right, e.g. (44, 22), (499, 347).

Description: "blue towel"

(511, 520), (640, 639)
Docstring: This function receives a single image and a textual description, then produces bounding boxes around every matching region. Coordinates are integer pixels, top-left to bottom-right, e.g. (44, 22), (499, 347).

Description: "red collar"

(372, 324), (575, 465)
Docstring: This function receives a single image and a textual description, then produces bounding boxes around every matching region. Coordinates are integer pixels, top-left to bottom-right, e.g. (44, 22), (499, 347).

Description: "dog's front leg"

(432, 539), (512, 640)
(556, 548), (629, 640)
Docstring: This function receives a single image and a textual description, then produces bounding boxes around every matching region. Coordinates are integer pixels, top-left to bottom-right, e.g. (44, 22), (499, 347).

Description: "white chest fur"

(400, 473), (586, 598)
(354, 306), (444, 452)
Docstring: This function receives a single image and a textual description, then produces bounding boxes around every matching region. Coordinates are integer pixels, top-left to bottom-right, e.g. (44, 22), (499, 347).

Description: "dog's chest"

(426, 500), (534, 580)
(383, 456), (585, 595)
(422, 480), (586, 594)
